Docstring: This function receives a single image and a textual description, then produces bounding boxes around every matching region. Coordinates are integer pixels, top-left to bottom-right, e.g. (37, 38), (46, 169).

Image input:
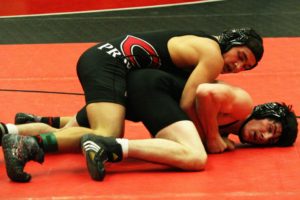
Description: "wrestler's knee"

(181, 147), (207, 171)
(156, 121), (208, 171)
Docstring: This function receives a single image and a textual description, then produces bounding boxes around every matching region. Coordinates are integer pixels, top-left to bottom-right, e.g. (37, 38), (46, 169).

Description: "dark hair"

(239, 102), (298, 146)
(274, 104), (298, 146)
(219, 27), (264, 69)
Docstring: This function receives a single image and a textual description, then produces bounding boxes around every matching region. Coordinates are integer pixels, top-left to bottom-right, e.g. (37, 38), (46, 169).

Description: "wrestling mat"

(0, 0), (300, 199)
(0, 34), (299, 200)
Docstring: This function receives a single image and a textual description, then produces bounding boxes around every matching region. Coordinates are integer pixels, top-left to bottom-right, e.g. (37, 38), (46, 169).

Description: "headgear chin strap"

(219, 27), (264, 69)
(238, 102), (298, 146)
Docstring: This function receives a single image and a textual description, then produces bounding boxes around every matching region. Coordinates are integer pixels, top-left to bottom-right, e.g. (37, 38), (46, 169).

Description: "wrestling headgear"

(239, 102), (298, 146)
(219, 27), (264, 69)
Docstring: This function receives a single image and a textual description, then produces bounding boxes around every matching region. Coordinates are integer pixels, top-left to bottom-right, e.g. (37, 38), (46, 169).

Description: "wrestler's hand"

(206, 134), (228, 153)
(222, 137), (235, 151)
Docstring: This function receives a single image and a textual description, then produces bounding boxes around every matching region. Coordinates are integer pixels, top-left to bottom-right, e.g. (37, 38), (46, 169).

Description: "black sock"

(40, 117), (60, 128)
(35, 132), (58, 153)
(99, 136), (123, 162)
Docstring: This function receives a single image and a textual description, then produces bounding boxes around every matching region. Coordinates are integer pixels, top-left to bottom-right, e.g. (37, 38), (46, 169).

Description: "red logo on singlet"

(120, 35), (161, 68)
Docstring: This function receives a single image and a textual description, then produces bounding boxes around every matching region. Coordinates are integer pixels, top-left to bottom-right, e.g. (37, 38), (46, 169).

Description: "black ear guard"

(219, 28), (264, 69)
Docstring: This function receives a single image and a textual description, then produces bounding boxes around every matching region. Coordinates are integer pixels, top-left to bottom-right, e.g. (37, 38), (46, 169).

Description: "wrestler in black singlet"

(76, 30), (218, 105)
(125, 69), (240, 137)
(76, 68), (240, 136)
(76, 30), (220, 132)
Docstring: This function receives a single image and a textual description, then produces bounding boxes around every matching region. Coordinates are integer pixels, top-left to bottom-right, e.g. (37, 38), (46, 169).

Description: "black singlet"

(76, 30), (218, 105)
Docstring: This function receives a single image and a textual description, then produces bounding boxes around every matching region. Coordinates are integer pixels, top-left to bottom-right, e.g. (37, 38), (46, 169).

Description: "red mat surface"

(0, 38), (300, 199)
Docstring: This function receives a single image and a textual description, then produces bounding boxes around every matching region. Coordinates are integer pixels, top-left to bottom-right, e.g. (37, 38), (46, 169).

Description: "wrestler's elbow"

(180, 98), (189, 111)
(180, 98), (194, 117)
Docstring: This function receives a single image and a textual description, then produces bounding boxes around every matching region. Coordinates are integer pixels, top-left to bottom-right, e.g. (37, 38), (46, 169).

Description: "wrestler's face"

(221, 46), (257, 74)
(240, 118), (282, 145)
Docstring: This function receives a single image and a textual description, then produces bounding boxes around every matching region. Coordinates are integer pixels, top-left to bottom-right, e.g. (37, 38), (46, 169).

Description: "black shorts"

(76, 44), (127, 105)
(76, 68), (190, 137)
(126, 69), (190, 136)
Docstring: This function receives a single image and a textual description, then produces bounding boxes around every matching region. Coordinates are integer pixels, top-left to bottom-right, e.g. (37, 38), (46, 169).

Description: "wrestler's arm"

(195, 82), (253, 153)
(168, 36), (224, 132)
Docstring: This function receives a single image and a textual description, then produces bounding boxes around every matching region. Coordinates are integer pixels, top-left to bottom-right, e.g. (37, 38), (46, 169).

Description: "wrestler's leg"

(54, 102), (125, 152)
(45, 42), (127, 152)
(86, 102), (125, 138)
(80, 69), (207, 181)
(16, 123), (59, 135)
(128, 120), (207, 170)
(2, 102), (125, 151)
(2, 44), (128, 182)
(1, 103), (126, 182)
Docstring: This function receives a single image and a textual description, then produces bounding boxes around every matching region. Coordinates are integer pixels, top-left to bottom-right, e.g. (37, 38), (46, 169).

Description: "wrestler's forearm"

(185, 106), (206, 142)
(194, 92), (220, 141)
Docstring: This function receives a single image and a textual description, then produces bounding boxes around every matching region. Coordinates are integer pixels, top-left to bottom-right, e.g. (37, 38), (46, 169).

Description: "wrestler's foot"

(81, 134), (122, 181)
(15, 112), (40, 124)
(2, 134), (44, 182)
(0, 122), (8, 146)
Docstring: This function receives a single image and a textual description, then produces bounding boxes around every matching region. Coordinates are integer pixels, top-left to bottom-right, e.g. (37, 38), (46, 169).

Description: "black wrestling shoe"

(81, 134), (122, 181)
(2, 134), (44, 182)
(0, 122), (8, 146)
(15, 112), (39, 124)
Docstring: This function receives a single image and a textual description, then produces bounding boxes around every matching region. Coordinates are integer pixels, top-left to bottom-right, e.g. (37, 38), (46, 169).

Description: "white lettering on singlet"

(98, 43), (131, 69)
(98, 43), (121, 57)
